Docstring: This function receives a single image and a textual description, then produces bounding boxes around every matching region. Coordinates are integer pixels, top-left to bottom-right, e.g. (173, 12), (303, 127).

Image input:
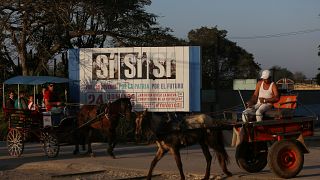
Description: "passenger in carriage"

(5, 90), (15, 109)
(28, 95), (39, 111)
(4, 90), (16, 121)
(242, 69), (280, 122)
(14, 91), (28, 109)
(43, 83), (62, 112)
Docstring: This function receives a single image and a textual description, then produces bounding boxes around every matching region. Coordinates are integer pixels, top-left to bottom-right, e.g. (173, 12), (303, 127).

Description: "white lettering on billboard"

(73, 47), (200, 112)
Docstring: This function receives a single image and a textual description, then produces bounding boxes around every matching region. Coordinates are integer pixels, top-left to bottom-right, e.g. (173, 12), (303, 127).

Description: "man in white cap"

(242, 69), (280, 122)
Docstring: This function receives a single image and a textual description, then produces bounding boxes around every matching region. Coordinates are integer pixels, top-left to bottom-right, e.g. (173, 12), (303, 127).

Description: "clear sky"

(148, 0), (320, 78)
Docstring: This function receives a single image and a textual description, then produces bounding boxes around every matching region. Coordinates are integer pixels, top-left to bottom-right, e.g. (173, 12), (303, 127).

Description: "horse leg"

(147, 142), (168, 180)
(81, 136), (86, 151)
(73, 129), (81, 155)
(169, 147), (185, 180)
(86, 128), (94, 157)
(107, 129), (117, 158)
(211, 131), (232, 177)
(73, 144), (80, 155)
(199, 143), (212, 180)
(107, 142), (116, 158)
(216, 153), (232, 177)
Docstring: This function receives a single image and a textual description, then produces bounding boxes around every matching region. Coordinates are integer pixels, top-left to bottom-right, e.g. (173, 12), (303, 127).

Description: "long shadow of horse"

(74, 98), (132, 158)
(135, 110), (232, 180)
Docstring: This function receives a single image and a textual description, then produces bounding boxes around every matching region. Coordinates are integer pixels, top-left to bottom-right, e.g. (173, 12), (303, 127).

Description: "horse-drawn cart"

(2, 76), (78, 158)
(228, 94), (316, 178)
(135, 93), (317, 179)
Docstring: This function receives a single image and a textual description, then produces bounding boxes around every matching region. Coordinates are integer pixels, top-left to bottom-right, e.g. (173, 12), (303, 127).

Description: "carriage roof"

(4, 76), (73, 85)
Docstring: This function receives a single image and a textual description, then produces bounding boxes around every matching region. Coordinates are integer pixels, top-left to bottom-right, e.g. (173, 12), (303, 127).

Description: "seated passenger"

(28, 95), (39, 111)
(6, 90), (15, 109)
(242, 70), (279, 122)
(14, 91), (28, 109)
(43, 83), (62, 112)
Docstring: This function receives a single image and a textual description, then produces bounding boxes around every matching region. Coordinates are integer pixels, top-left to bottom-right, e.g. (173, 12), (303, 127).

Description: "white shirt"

(258, 82), (274, 104)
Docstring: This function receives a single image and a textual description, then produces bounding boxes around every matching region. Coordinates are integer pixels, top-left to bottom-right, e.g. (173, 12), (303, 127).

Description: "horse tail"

(210, 129), (230, 164)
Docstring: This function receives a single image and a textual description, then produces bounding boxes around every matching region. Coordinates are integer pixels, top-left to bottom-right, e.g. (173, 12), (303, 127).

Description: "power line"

(229, 28), (320, 40)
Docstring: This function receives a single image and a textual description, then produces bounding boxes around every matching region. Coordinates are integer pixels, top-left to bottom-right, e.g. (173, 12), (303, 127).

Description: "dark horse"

(135, 110), (232, 180)
(74, 97), (132, 158)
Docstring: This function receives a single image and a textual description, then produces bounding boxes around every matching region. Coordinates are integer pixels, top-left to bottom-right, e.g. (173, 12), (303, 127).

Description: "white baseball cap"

(261, 70), (271, 79)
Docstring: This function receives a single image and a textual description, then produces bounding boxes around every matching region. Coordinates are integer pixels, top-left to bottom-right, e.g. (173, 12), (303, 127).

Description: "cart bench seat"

(264, 95), (297, 120)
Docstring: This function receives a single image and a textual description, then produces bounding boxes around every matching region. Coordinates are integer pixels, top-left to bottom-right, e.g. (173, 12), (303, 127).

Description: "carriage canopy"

(4, 76), (73, 85)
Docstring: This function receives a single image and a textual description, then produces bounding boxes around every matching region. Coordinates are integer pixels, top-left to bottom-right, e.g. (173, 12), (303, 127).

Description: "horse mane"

(183, 114), (225, 129)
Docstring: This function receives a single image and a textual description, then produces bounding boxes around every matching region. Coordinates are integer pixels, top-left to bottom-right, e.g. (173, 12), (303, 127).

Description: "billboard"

(68, 46), (201, 112)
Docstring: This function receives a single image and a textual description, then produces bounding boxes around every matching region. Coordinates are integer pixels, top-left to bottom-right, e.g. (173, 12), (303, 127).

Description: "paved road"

(1, 136), (320, 179)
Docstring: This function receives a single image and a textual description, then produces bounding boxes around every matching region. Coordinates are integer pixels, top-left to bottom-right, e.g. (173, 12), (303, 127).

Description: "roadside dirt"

(0, 166), (226, 180)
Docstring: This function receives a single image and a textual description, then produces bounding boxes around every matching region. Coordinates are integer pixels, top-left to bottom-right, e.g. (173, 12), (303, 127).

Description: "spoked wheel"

(235, 141), (268, 173)
(268, 140), (303, 178)
(42, 131), (60, 158)
(7, 128), (24, 157)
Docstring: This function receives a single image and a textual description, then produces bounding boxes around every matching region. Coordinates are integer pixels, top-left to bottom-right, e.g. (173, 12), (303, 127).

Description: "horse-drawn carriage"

(2, 76), (78, 158)
(134, 93), (317, 179)
(2, 76), (134, 158)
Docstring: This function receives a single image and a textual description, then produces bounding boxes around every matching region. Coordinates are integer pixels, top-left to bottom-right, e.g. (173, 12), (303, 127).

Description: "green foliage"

(188, 26), (260, 89)
(0, 2), (262, 91)
(293, 72), (306, 83)
(0, 0), (171, 76)
(270, 66), (294, 82)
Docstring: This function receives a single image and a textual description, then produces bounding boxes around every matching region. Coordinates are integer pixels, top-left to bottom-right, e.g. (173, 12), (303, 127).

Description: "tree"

(270, 66), (294, 82)
(188, 26), (260, 89)
(293, 71), (306, 83)
(0, 0), (174, 77)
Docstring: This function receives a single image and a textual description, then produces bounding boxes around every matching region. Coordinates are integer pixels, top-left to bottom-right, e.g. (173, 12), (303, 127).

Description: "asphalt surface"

(0, 128), (320, 179)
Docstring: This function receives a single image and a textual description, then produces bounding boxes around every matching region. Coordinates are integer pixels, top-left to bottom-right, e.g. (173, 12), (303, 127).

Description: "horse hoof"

(225, 171), (233, 177)
(109, 154), (116, 159)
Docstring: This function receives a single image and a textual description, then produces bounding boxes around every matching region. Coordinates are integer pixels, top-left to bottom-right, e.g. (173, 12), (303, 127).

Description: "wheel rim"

(279, 148), (297, 169)
(43, 132), (59, 158)
(236, 142), (268, 173)
(7, 129), (24, 157)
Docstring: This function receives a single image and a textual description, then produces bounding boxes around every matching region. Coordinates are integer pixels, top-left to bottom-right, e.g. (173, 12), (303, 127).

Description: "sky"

(148, 0), (320, 79)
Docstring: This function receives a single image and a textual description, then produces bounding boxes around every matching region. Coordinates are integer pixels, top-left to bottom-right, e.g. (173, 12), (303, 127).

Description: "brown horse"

(135, 110), (232, 180)
(74, 97), (132, 158)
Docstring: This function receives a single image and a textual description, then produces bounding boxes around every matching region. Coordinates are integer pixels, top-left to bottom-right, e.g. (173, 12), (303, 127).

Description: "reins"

(204, 104), (244, 116)
(77, 111), (106, 130)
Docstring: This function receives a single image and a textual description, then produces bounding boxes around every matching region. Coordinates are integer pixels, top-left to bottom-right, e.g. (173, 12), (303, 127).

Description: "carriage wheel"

(268, 140), (303, 178)
(7, 129), (24, 157)
(235, 141), (268, 173)
(42, 131), (60, 158)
